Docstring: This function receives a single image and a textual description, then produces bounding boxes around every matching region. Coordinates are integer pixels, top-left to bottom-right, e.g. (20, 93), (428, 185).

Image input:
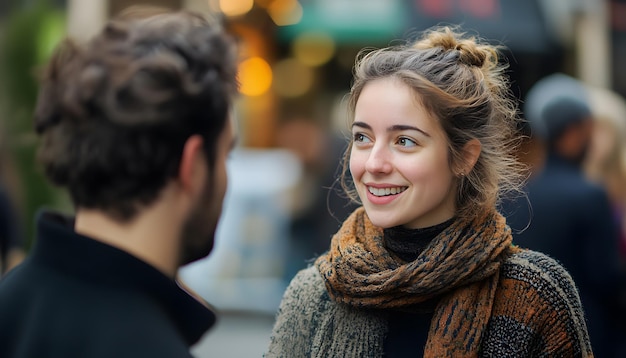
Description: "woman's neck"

(383, 217), (456, 262)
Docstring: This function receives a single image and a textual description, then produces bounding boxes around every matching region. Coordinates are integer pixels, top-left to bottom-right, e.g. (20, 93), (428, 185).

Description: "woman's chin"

(364, 212), (400, 229)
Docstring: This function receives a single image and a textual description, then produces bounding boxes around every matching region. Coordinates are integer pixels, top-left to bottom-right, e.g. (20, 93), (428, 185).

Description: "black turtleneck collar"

(383, 217), (456, 263)
(32, 210), (216, 345)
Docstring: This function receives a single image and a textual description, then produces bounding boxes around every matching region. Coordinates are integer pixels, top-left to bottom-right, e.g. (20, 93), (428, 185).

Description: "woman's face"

(350, 77), (457, 229)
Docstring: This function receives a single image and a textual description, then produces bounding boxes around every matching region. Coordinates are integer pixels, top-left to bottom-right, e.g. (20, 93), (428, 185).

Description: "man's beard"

(179, 178), (219, 266)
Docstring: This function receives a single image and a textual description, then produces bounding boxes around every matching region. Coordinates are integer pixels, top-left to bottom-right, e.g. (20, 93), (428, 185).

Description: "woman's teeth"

(368, 186), (407, 197)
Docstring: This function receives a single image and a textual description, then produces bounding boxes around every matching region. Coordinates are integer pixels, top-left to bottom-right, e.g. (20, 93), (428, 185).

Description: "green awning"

(278, 0), (409, 44)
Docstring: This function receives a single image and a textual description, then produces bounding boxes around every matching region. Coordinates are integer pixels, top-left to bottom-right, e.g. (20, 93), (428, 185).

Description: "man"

(0, 8), (238, 357)
(504, 77), (623, 356)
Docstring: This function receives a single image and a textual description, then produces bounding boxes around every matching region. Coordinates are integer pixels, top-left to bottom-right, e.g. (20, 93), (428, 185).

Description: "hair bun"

(413, 26), (494, 68)
(455, 42), (486, 67)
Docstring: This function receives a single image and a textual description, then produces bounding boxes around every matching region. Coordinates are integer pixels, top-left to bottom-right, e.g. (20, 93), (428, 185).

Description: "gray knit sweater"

(265, 249), (593, 357)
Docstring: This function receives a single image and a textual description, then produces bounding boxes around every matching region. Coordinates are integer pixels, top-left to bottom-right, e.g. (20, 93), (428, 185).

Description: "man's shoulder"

(0, 265), (193, 357)
(0, 259), (45, 298)
(0, 258), (167, 323)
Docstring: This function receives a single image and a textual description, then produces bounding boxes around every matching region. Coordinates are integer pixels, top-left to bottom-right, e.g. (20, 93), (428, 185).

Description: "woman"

(584, 86), (626, 257)
(265, 27), (593, 357)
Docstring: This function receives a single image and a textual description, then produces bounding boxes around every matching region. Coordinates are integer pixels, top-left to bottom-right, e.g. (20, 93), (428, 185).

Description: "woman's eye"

(397, 137), (417, 147)
(353, 133), (371, 143)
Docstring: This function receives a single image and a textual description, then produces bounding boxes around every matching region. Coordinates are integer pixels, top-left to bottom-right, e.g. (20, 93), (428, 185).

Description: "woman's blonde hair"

(585, 86), (626, 203)
(341, 26), (525, 220)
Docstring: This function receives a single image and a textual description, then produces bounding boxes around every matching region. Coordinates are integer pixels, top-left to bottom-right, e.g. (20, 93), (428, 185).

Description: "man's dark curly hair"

(33, 8), (238, 221)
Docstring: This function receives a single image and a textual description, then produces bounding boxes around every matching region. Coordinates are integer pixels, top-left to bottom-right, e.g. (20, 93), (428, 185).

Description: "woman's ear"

(458, 139), (481, 176)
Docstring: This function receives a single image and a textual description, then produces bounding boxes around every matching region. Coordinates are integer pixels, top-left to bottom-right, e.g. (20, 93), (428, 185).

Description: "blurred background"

(1, 0), (625, 356)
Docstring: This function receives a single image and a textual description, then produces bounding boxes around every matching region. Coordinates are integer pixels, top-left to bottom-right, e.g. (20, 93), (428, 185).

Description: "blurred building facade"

(45, 0), (622, 147)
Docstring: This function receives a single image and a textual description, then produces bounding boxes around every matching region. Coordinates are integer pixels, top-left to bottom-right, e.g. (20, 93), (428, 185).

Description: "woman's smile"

(367, 185), (408, 197)
(365, 184), (408, 205)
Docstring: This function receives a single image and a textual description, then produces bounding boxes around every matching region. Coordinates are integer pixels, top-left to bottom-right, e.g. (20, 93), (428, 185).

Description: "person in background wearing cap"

(504, 87), (623, 356)
(0, 7), (238, 357)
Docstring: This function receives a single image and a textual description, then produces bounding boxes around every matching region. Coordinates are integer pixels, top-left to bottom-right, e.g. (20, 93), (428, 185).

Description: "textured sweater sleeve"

(265, 266), (327, 358)
(482, 250), (594, 357)
(265, 266), (388, 358)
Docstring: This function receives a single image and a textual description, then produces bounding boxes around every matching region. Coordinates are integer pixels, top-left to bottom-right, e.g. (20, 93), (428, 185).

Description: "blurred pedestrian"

(584, 86), (626, 355)
(584, 86), (626, 257)
(504, 76), (622, 357)
(0, 7), (238, 357)
(266, 27), (592, 357)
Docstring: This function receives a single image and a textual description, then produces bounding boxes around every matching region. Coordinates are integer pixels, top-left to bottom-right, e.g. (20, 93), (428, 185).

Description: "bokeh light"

(238, 56), (273, 97)
(292, 31), (335, 67)
(272, 58), (314, 98)
(267, 0), (303, 26)
(215, 0), (254, 17)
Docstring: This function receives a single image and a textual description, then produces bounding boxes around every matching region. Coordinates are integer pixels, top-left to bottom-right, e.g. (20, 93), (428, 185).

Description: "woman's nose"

(365, 144), (393, 174)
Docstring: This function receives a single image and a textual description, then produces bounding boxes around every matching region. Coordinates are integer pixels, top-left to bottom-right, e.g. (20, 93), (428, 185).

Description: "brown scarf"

(315, 207), (515, 357)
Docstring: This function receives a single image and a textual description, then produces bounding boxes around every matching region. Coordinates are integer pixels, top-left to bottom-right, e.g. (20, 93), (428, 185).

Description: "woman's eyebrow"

(352, 122), (430, 137)
(352, 121), (371, 130)
(388, 124), (430, 137)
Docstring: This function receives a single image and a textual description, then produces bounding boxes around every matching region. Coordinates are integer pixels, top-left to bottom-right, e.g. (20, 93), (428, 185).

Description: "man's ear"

(178, 135), (206, 193)
(458, 139), (482, 175)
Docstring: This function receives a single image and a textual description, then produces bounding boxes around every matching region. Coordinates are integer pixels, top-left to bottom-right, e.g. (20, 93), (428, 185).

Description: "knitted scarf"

(315, 207), (514, 357)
